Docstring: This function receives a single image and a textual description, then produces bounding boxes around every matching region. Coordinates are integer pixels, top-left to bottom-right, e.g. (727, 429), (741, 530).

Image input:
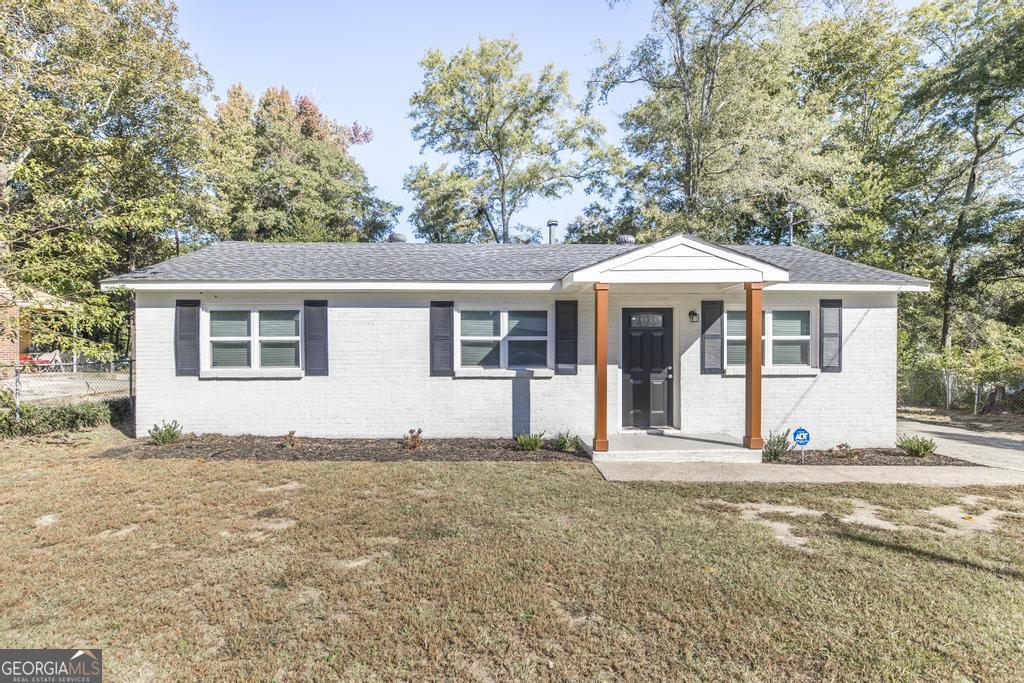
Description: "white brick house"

(102, 234), (929, 461)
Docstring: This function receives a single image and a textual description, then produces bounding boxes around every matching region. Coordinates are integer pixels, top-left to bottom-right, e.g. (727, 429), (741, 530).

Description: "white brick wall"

(136, 289), (897, 448)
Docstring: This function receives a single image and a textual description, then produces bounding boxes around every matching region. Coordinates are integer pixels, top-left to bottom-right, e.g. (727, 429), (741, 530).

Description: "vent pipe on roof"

(615, 234), (636, 245)
(386, 233), (407, 243)
(546, 219), (558, 244)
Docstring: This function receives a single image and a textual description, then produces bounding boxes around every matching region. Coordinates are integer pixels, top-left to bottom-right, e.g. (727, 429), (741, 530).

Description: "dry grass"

(2, 427), (1024, 680)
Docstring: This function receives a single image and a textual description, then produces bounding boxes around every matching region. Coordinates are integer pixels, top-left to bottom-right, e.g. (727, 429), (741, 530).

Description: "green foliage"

(896, 434), (937, 458)
(148, 420), (183, 445)
(549, 431), (581, 453)
(0, 0), (212, 358)
(0, 389), (115, 438)
(761, 430), (792, 463)
(406, 37), (614, 243)
(207, 85), (398, 243)
(577, 0), (854, 244)
(280, 430), (299, 449)
(403, 428), (424, 450)
(515, 432), (546, 452)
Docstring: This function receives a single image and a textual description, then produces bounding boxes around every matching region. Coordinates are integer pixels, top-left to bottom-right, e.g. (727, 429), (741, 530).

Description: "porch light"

(688, 310), (699, 323)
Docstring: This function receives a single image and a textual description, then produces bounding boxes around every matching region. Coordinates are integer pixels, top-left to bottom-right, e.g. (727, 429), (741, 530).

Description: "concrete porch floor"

(582, 431), (762, 463)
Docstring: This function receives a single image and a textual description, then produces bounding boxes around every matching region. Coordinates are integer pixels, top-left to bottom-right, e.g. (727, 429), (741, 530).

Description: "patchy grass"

(2, 427), (1024, 680)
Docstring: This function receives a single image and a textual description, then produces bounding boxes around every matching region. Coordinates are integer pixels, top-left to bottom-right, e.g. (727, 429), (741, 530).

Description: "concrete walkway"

(595, 419), (1024, 486)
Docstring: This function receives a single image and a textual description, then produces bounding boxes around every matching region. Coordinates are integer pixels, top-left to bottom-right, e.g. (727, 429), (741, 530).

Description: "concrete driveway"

(897, 418), (1024, 471)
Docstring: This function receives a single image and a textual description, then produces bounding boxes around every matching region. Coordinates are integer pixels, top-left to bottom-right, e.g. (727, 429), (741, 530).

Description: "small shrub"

(0, 390), (116, 439)
(280, 430), (299, 449)
(403, 428), (424, 450)
(149, 420), (183, 445)
(515, 432), (545, 451)
(549, 430), (581, 452)
(829, 442), (853, 457)
(761, 429), (792, 463)
(897, 433), (937, 458)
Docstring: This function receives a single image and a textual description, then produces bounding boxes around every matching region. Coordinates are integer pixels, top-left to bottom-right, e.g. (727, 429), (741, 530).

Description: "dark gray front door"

(622, 309), (673, 429)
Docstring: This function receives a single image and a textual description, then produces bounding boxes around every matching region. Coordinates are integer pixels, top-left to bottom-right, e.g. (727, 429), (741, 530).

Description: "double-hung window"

(208, 308), (301, 370)
(725, 310), (765, 366)
(770, 310), (811, 366)
(458, 308), (550, 369)
(725, 308), (812, 367)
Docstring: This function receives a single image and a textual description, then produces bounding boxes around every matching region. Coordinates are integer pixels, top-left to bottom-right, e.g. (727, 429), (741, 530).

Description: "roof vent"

(386, 233), (407, 243)
(546, 219), (559, 244)
(615, 234), (636, 245)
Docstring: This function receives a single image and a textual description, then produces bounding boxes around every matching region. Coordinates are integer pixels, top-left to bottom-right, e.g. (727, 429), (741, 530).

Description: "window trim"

(201, 304), (305, 375)
(725, 306), (816, 368)
(454, 305), (554, 370)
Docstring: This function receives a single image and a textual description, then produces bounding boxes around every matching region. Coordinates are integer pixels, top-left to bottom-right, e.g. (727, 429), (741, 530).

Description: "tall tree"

(0, 0), (211, 357)
(406, 37), (612, 243)
(907, 0), (1024, 350)
(574, 0), (853, 244)
(207, 85), (397, 243)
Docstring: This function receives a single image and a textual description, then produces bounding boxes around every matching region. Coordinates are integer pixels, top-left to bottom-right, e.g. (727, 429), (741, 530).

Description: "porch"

(581, 431), (761, 463)
(566, 235), (792, 461)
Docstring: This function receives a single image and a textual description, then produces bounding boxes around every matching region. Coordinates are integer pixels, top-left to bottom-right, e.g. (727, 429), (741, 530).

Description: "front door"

(621, 308), (673, 429)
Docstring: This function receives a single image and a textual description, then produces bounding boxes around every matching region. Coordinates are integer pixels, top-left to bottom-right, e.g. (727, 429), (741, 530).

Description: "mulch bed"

(97, 434), (588, 462)
(773, 448), (975, 467)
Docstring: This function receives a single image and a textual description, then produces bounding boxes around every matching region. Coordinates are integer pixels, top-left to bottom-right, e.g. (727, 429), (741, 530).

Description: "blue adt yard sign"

(793, 428), (811, 447)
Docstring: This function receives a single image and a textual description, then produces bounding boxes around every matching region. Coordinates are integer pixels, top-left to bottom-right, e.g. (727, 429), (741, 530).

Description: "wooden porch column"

(593, 282), (609, 452)
(743, 282), (765, 449)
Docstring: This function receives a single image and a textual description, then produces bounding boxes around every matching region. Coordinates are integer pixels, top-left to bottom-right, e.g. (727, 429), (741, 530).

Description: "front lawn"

(2, 427), (1024, 680)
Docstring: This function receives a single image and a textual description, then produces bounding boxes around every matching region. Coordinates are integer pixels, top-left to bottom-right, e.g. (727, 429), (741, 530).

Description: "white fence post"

(13, 365), (22, 423)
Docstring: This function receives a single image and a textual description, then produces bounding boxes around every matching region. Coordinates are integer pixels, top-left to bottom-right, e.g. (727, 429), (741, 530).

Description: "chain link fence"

(1, 360), (133, 421)
(899, 365), (1024, 416)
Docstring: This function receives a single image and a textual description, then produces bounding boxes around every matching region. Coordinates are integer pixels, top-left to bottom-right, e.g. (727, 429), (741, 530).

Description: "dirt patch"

(257, 481), (306, 493)
(97, 523), (140, 539)
(97, 434), (587, 462)
(714, 501), (824, 550)
(841, 499), (899, 531)
(33, 514), (59, 528)
(774, 447), (973, 466)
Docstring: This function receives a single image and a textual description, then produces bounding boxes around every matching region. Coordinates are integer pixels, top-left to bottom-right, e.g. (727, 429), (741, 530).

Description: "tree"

(406, 37), (612, 243)
(907, 0), (1024, 351)
(0, 0), (211, 358)
(207, 85), (397, 243)
(575, 0), (853, 244)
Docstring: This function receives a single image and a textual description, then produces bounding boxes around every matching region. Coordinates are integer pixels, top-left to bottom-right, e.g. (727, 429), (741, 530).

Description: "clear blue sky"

(174, 0), (920, 242)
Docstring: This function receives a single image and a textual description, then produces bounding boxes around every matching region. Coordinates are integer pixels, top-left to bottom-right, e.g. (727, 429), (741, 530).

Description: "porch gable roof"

(561, 234), (791, 286)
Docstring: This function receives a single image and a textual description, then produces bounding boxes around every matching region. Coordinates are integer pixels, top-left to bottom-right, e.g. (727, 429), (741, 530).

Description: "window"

(725, 310), (764, 366)
(726, 308), (812, 367)
(207, 308), (301, 370)
(771, 310), (810, 366)
(458, 308), (550, 369)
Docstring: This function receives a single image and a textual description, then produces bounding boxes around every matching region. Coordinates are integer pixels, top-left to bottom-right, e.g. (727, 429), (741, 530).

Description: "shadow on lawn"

(835, 527), (1024, 581)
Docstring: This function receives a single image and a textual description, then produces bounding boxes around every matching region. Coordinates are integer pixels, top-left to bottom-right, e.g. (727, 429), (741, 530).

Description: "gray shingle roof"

(104, 241), (638, 282)
(102, 240), (928, 286)
(723, 244), (929, 285)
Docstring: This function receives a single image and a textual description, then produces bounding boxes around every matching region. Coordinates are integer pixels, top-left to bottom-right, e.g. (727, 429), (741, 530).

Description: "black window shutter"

(555, 300), (578, 375)
(430, 301), (454, 377)
(304, 300), (329, 376)
(819, 299), (842, 372)
(174, 300), (200, 377)
(700, 300), (725, 374)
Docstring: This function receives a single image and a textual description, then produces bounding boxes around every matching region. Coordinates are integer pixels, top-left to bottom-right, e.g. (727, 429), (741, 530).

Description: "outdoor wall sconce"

(688, 310), (699, 323)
